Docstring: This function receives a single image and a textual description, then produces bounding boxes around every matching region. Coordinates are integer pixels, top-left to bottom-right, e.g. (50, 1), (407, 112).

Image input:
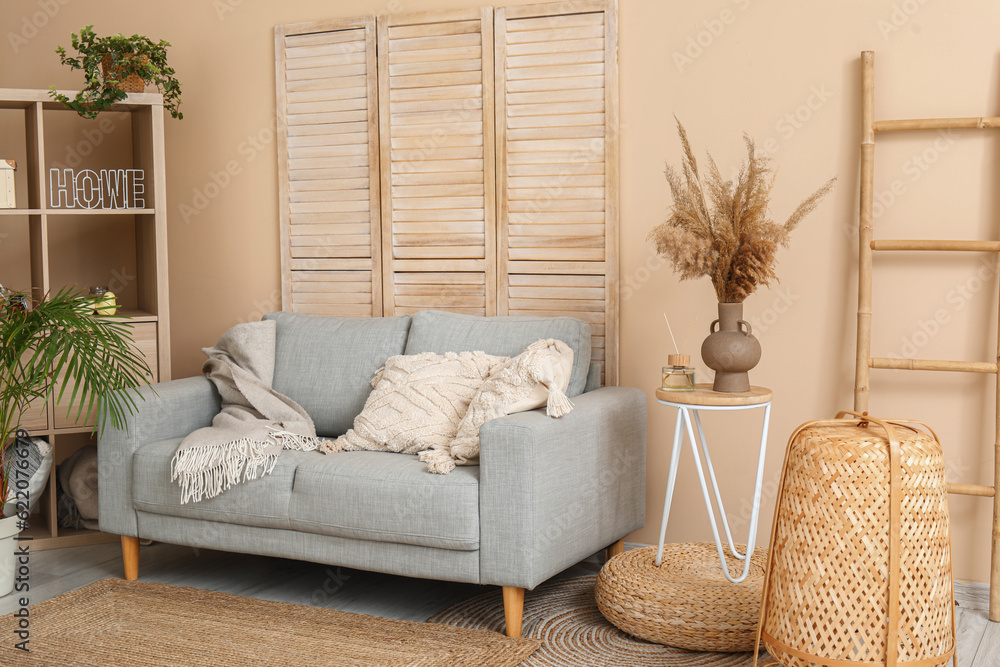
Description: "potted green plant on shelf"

(0, 286), (153, 595)
(49, 25), (183, 120)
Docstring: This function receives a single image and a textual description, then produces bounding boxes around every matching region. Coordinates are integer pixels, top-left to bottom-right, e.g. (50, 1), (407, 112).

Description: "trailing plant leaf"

(49, 25), (183, 119)
(649, 118), (836, 302)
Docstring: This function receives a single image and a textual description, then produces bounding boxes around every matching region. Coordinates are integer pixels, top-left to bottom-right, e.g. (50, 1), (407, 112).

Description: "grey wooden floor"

(1, 541), (997, 666)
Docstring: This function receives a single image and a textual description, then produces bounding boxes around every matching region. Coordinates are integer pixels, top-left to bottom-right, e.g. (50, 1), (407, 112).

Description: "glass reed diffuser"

(662, 354), (696, 391)
(660, 313), (698, 391)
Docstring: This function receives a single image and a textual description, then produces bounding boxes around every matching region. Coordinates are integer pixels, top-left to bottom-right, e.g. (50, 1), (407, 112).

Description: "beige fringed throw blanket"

(171, 321), (325, 504)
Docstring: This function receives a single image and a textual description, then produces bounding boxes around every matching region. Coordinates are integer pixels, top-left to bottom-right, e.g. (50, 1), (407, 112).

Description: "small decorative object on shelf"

(49, 25), (183, 120)
(89, 286), (118, 316)
(649, 119), (835, 392)
(6, 295), (29, 314)
(662, 355), (695, 391)
(49, 168), (145, 210)
(0, 160), (15, 209)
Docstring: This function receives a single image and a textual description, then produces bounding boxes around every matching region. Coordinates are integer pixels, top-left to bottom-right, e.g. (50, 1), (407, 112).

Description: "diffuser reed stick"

(662, 313), (696, 391)
(663, 313), (679, 354)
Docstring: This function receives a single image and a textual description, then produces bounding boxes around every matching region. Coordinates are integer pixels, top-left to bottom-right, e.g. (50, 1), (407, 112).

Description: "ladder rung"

(948, 483), (996, 498)
(869, 357), (998, 374)
(872, 239), (1000, 252)
(875, 117), (1000, 132)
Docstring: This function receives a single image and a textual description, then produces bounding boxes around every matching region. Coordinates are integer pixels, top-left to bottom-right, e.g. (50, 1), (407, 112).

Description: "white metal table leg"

(742, 403), (772, 565)
(692, 410), (745, 560)
(654, 406), (686, 567)
(683, 403), (772, 584)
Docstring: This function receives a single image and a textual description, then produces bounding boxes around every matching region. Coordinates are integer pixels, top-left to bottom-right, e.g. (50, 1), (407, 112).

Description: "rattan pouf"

(595, 543), (766, 652)
(756, 413), (955, 667)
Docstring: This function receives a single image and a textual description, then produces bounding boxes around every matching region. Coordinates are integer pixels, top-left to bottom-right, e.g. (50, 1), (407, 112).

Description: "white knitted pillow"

(419, 339), (575, 474)
(320, 351), (507, 456)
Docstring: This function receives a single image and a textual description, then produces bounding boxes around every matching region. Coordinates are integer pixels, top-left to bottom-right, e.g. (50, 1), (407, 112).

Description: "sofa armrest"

(98, 376), (221, 536)
(478, 386), (646, 589)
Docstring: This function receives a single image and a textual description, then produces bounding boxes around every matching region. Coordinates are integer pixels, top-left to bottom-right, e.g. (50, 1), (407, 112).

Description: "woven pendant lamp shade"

(754, 412), (955, 667)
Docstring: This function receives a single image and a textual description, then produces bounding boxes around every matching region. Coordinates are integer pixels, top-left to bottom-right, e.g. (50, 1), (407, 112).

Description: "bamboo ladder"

(856, 50), (1000, 622)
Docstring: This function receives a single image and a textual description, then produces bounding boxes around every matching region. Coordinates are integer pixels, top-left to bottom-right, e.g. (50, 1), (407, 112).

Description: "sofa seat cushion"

(403, 310), (592, 397)
(263, 312), (411, 437)
(288, 451), (480, 551)
(132, 439), (323, 530)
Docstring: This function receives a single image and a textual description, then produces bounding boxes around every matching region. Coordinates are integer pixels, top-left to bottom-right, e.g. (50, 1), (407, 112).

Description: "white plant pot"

(0, 514), (21, 597)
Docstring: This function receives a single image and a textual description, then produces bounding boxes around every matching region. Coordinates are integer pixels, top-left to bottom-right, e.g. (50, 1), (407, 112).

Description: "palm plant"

(0, 287), (152, 519)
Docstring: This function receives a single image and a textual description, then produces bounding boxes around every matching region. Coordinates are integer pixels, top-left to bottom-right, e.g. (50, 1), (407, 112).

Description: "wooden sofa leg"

(121, 536), (139, 581)
(502, 586), (525, 638)
(606, 538), (624, 561)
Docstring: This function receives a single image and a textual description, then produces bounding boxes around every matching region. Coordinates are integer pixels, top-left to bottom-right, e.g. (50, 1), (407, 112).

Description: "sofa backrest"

(403, 310), (592, 397)
(584, 361), (603, 392)
(263, 312), (411, 437)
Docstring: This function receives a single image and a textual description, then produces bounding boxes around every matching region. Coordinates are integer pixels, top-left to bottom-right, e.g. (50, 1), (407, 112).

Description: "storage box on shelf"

(0, 88), (170, 550)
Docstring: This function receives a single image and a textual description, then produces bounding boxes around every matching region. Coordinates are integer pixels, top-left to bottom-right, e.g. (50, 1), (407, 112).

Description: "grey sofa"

(99, 310), (646, 637)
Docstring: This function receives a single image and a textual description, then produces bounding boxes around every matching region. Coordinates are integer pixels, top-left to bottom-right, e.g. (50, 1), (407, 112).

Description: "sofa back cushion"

(263, 312), (411, 437)
(403, 310), (591, 397)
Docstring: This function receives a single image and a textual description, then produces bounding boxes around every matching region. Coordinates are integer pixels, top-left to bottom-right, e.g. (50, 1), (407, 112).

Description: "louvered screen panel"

(496, 1), (618, 384)
(378, 8), (496, 316)
(277, 17), (382, 317)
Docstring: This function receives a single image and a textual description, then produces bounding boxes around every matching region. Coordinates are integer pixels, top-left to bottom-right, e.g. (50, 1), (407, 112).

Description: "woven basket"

(101, 55), (146, 94)
(754, 412), (955, 667)
(596, 543), (767, 652)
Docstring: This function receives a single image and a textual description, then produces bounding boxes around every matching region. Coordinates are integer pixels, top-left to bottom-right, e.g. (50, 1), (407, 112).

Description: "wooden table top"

(655, 383), (772, 406)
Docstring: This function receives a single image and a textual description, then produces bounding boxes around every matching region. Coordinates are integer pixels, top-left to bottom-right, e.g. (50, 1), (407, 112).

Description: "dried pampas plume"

(649, 118), (836, 303)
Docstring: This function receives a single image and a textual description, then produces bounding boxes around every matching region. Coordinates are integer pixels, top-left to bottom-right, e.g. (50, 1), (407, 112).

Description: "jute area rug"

(0, 578), (539, 666)
(430, 575), (765, 666)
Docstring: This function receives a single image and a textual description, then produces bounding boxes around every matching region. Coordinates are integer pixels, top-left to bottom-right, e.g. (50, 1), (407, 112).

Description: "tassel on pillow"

(418, 338), (575, 474)
(546, 385), (574, 418)
(421, 449), (457, 475)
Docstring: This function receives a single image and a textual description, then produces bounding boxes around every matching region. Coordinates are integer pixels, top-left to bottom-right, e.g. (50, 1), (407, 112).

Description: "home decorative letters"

(48, 168), (145, 209)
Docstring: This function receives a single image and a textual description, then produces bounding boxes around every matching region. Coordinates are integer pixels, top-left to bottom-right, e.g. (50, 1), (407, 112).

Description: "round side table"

(654, 383), (772, 584)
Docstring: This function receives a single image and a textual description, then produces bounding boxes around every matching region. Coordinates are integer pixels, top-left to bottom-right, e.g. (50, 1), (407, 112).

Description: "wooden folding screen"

(276, 17), (382, 317)
(276, 0), (618, 383)
(495, 0), (618, 385)
(378, 9), (496, 316)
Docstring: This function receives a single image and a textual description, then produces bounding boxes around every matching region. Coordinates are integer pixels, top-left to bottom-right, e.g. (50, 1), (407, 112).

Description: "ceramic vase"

(701, 302), (761, 393)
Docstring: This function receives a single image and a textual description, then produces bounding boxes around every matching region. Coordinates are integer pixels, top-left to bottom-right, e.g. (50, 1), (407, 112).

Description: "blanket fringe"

(266, 427), (325, 452)
(171, 439), (278, 504)
(172, 430), (327, 504)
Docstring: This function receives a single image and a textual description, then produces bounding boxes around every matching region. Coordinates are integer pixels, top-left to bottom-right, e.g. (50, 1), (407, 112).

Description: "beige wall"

(2, 0), (998, 583)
